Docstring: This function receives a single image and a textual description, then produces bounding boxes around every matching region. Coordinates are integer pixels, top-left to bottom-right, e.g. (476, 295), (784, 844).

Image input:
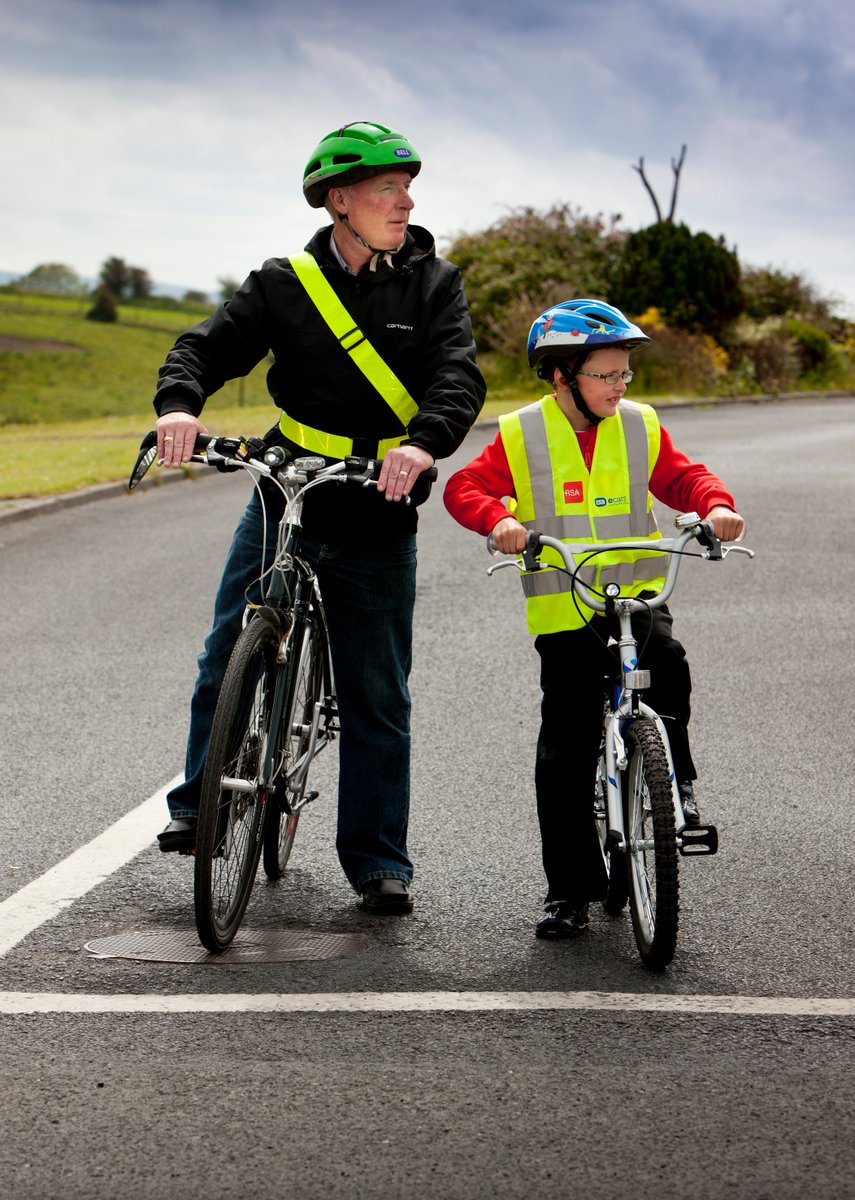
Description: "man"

(153, 121), (485, 914)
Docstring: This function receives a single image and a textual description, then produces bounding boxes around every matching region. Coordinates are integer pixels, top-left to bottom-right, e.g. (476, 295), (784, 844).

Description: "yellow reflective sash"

(276, 413), (407, 460)
(289, 251), (419, 428)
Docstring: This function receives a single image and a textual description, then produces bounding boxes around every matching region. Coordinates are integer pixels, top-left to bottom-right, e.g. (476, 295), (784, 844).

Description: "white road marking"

(0, 778), (179, 959)
(0, 991), (853, 1017)
(1, 781), (852, 1022)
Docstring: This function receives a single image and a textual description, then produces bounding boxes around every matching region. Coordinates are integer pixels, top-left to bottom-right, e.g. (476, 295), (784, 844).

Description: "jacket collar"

(307, 224), (436, 276)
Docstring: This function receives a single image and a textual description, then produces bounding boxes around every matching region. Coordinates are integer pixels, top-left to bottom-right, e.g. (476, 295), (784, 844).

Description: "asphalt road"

(1, 399), (853, 1199)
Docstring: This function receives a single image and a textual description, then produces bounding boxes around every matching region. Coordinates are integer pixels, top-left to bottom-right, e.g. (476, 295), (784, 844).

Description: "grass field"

(0, 290), (279, 496)
(0, 289), (544, 498)
(0, 287), (784, 500)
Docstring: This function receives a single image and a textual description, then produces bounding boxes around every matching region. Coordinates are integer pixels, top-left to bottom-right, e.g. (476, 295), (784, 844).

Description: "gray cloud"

(1, 0), (853, 314)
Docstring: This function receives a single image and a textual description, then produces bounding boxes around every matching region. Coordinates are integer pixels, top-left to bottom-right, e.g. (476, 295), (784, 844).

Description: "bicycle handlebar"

(127, 431), (438, 494)
(486, 515), (753, 613)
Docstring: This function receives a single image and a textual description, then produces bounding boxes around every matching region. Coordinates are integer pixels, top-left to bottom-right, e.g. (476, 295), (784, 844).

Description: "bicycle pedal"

(679, 824), (718, 856)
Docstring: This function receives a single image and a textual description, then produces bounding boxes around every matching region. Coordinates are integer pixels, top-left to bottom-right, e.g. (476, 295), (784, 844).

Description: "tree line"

(444, 207), (851, 395)
(11, 258), (239, 322)
(9, 160), (854, 397)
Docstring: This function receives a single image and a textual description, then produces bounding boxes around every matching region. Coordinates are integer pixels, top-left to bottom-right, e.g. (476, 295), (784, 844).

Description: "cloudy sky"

(2, 0), (854, 315)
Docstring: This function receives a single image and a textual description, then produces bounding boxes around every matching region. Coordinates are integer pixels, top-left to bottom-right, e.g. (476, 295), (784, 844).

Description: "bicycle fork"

(603, 701), (716, 855)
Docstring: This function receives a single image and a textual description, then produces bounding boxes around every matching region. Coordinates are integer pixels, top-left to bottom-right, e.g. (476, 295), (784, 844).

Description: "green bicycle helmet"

(303, 121), (421, 208)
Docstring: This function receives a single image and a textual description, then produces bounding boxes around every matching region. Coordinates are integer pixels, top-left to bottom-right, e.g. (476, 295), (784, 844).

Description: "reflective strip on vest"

(279, 252), (419, 457)
(499, 396), (665, 633)
(520, 555), (664, 599)
(515, 401), (657, 541)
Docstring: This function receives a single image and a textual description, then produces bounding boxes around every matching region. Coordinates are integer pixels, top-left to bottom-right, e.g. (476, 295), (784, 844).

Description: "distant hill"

(0, 269), (201, 302)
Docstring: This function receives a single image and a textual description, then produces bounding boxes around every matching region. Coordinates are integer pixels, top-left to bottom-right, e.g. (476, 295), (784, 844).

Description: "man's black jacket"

(154, 224), (486, 540)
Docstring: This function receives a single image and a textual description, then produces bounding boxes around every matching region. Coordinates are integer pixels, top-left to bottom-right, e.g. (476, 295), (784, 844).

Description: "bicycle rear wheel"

(624, 717), (679, 969)
(194, 617), (279, 952)
(262, 621), (325, 880)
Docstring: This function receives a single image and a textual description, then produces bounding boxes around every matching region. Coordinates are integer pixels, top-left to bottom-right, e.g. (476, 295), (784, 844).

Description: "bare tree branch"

(632, 157), (663, 223)
(667, 144), (687, 222)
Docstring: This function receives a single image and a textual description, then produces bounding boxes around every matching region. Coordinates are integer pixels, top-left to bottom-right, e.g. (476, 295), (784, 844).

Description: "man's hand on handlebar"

(377, 445), (435, 502)
(490, 516), (530, 555)
(156, 412), (209, 468)
(706, 505), (746, 542)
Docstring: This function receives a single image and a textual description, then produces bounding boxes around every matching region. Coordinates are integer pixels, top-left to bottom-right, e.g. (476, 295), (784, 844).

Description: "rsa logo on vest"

(563, 481), (584, 503)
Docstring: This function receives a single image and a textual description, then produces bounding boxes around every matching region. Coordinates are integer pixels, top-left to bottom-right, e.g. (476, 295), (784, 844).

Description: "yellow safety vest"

(499, 395), (667, 634)
(279, 251), (419, 459)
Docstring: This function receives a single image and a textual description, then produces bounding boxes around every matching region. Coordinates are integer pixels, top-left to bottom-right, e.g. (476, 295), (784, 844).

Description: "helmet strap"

(558, 360), (603, 427)
(337, 212), (405, 262)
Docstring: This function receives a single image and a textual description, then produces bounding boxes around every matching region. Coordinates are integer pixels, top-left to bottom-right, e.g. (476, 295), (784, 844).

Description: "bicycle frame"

(488, 515), (754, 853)
(129, 431), (437, 951)
(129, 433), (433, 816)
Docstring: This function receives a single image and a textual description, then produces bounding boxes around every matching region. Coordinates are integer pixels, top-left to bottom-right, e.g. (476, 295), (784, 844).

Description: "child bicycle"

(487, 514), (754, 969)
(129, 431), (435, 953)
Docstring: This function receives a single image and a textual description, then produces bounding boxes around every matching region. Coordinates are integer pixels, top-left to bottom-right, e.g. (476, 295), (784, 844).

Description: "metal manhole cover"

(84, 928), (374, 964)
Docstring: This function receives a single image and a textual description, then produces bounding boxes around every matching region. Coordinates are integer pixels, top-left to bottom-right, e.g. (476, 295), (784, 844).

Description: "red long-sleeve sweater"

(443, 411), (737, 536)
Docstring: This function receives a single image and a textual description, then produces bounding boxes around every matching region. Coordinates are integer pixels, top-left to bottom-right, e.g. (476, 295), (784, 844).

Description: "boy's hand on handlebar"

(156, 413), (208, 467)
(377, 445), (435, 502)
(491, 516), (530, 555)
(706, 505), (746, 542)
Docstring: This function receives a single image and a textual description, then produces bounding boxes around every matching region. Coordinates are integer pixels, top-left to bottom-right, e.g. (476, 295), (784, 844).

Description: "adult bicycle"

(487, 514), (754, 969)
(129, 431), (434, 952)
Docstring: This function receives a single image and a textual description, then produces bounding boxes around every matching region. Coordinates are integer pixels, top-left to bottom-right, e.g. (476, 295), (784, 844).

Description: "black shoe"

(535, 901), (589, 939)
(360, 878), (414, 915)
(679, 783), (700, 827)
(157, 818), (197, 854)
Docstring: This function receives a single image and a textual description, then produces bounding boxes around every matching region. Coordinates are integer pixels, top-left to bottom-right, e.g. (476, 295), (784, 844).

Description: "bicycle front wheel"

(624, 718), (679, 969)
(195, 618), (279, 952)
(262, 621), (325, 880)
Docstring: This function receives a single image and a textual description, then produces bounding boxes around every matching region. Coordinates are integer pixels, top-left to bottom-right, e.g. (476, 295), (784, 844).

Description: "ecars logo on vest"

(564, 481), (584, 503)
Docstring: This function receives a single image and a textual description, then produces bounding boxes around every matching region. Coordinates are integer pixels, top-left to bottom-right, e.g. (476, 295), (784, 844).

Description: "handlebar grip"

(486, 528), (541, 562)
(343, 457), (438, 484)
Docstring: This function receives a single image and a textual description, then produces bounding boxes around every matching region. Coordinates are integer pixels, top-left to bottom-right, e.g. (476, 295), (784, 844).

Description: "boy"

(444, 299), (745, 937)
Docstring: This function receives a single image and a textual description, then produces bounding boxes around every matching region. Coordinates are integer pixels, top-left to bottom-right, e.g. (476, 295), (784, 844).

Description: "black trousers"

(534, 603), (695, 904)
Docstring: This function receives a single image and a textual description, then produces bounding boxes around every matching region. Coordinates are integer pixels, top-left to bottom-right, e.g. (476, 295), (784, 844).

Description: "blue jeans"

(167, 491), (417, 892)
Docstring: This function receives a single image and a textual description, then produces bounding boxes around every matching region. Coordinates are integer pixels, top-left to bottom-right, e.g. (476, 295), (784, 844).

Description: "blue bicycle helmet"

(527, 299), (650, 368)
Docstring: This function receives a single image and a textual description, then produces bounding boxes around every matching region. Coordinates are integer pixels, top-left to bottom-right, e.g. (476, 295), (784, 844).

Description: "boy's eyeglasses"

(577, 368), (634, 386)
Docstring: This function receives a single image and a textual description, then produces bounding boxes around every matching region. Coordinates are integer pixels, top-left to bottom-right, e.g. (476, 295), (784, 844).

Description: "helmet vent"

(585, 315), (617, 329)
(332, 154), (362, 165)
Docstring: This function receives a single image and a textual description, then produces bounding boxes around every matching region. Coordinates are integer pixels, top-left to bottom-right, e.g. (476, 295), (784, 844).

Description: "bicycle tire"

(624, 717), (679, 969)
(594, 749), (629, 915)
(194, 617), (279, 952)
(262, 620), (325, 880)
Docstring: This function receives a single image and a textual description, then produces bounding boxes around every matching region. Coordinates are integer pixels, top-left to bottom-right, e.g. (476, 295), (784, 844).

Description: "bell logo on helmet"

(394, 148), (412, 157)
